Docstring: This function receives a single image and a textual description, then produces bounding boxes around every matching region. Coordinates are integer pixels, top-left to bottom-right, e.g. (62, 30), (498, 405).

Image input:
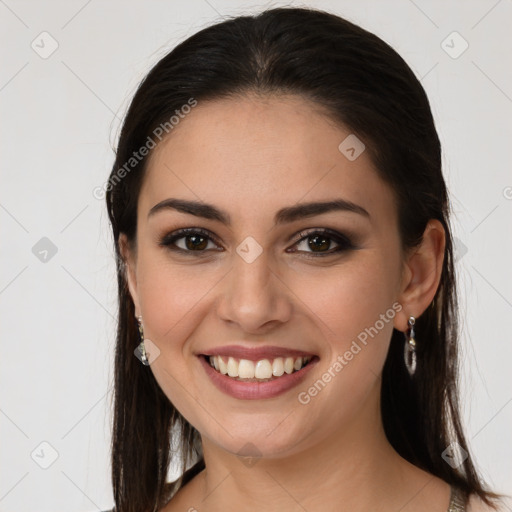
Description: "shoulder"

(466, 493), (509, 512)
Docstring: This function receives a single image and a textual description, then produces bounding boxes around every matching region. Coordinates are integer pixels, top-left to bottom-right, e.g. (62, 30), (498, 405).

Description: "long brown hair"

(105, 7), (505, 511)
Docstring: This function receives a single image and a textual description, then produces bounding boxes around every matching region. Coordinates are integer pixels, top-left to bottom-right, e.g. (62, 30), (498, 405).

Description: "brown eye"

(288, 229), (355, 257)
(181, 233), (209, 251)
(306, 234), (331, 252)
(159, 228), (222, 254)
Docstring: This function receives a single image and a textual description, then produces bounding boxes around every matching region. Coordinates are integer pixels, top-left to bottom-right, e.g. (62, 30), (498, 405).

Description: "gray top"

(448, 485), (468, 511)
(102, 484), (469, 511)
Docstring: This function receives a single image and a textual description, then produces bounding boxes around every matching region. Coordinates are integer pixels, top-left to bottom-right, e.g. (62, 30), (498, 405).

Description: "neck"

(191, 384), (445, 512)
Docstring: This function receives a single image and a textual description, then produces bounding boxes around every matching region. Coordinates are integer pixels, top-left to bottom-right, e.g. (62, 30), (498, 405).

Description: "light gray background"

(1, 1), (511, 511)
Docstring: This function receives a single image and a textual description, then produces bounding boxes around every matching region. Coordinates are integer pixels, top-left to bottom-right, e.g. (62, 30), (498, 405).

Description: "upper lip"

(199, 345), (317, 362)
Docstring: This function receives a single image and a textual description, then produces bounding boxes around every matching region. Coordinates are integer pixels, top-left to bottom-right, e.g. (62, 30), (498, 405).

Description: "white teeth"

(208, 355), (312, 380)
(284, 357), (294, 374)
(272, 357), (284, 377)
(238, 359), (255, 379)
(255, 359), (273, 379)
(218, 356), (228, 375)
(227, 357), (238, 377)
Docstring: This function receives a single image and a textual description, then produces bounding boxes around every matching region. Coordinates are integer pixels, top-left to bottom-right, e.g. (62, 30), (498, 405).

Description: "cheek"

(291, 263), (398, 431)
(135, 258), (217, 420)
(289, 254), (399, 345)
(136, 251), (220, 341)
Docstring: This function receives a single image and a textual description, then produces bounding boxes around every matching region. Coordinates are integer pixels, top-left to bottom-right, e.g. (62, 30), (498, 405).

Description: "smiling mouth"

(200, 354), (317, 382)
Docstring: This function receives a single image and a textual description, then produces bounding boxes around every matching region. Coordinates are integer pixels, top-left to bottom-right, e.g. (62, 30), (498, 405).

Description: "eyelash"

(158, 227), (356, 258)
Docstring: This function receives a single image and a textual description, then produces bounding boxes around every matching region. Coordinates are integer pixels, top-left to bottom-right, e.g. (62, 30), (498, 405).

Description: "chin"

(202, 419), (310, 460)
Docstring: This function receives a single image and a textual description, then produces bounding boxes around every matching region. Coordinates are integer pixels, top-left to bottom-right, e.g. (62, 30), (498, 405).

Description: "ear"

(118, 233), (141, 318)
(393, 219), (446, 332)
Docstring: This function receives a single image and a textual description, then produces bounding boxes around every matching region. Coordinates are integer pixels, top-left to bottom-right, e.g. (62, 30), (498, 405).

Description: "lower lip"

(198, 355), (319, 400)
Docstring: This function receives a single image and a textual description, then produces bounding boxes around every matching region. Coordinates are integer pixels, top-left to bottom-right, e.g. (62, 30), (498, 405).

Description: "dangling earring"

(404, 316), (417, 376)
(137, 315), (149, 366)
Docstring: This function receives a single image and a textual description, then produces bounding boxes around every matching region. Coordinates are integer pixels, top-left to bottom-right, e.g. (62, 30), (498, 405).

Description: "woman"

(105, 7), (507, 512)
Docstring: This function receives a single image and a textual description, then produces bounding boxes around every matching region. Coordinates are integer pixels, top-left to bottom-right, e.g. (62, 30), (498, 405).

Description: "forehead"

(139, 94), (396, 229)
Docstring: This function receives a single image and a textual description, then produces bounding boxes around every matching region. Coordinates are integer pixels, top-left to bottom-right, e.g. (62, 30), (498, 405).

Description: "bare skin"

(120, 94), (449, 512)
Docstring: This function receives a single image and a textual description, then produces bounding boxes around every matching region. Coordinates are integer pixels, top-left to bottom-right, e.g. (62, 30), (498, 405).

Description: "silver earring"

(404, 316), (417, 376)
(137, 315), (149, 366)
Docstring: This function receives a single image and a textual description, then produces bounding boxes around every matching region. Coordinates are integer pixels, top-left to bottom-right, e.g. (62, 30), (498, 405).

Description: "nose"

(215, 247), (293, 334)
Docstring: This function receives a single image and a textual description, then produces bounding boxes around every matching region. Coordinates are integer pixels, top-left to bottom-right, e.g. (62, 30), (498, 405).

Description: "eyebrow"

(148, 197), (370, 225)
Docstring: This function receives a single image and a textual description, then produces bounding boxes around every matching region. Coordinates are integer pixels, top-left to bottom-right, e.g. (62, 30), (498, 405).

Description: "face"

(121, 94), (409, 459)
